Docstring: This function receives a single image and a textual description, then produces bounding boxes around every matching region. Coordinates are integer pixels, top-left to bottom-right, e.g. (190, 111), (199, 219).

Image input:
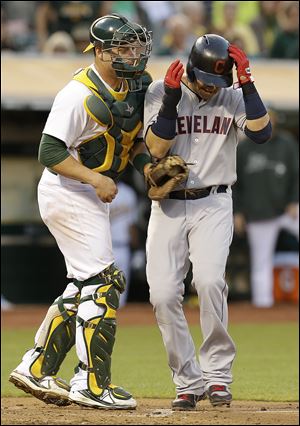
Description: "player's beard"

(193, 81), (220, 100)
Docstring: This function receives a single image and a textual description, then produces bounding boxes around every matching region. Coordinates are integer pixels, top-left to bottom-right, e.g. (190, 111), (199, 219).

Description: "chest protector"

(73, 67), (152, 180)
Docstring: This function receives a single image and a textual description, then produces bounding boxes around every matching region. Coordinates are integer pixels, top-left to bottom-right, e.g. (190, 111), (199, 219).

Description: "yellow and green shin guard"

(75, 264), (126, 396)
(30, 290), (79, 378)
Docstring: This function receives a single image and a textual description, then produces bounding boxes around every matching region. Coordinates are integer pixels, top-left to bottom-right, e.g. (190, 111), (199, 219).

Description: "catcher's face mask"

(103, 36), (151, 81)
(84, 15), (152, 91)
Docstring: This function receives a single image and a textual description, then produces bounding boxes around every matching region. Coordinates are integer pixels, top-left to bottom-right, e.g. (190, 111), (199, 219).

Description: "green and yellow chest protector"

(73, 67), (152, 180)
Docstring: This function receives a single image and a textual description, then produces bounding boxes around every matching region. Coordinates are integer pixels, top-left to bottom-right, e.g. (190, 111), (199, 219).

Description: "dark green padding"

(41, 314), (76, 376)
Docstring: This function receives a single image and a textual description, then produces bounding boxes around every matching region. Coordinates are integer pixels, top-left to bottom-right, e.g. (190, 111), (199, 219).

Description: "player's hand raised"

(228, 44), (254, 85)
(163, 59), (183, 108)
(164, 59), (184, 89)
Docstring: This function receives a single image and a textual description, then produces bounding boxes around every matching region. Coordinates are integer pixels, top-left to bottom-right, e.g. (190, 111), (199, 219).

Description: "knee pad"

(75, 263), (126, 295)
(75, 264), (126, 395)
(30, 293), (79, 378)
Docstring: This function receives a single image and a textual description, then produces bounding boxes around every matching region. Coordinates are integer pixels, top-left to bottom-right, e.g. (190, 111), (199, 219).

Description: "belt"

(169, 185), (228, 200)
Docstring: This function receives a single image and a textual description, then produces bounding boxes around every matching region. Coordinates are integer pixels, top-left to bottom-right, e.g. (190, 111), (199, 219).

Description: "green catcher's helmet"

(84, 13), (152, 90)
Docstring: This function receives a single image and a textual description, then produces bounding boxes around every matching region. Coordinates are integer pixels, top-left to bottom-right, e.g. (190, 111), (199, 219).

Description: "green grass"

(1, 323), (298, 401)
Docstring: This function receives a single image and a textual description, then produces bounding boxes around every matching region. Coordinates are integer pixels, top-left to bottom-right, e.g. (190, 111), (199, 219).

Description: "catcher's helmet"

(83, 13), (152, 87)
(187, 34), (233, 88)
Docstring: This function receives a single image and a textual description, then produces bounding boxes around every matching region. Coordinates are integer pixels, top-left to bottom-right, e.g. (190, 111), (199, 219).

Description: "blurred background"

(1, 1), (299, 308)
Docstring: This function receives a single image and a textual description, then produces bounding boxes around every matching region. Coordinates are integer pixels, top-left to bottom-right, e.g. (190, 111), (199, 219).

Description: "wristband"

(151, 85), (182, 140)
(242, 82), (267, 120)
(151, 115), (177, 140)
(159, 86), (182, 119)
(132, 153), (152, 175)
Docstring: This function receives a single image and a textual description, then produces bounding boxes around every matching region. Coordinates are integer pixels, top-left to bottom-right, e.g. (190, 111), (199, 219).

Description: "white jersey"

(143, 79), (247, 188)
(43, 63), (143, 163)
(43, 64), (106, 162)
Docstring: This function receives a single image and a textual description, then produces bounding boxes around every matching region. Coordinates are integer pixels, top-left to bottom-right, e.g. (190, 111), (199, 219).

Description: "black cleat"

(171, 392), (206, 410)
(206, 384), (232, 407)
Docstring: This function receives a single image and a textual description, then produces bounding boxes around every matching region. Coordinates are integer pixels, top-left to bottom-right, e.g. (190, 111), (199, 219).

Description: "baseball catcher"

(9, 13), (153, 410)
(145, 155), (189, 200)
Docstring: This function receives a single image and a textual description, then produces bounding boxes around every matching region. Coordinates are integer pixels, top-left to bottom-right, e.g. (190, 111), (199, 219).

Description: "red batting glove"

(228, 44), (254, 85)
(164, 59), (184, 89)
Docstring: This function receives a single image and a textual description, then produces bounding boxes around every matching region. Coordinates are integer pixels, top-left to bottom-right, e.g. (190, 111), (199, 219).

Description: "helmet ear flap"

(186, 60), (195, 82)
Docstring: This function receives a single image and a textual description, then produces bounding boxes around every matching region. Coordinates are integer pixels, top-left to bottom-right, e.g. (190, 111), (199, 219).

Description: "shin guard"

(30, 283), (79, 378)
(75, 264), (126, 396)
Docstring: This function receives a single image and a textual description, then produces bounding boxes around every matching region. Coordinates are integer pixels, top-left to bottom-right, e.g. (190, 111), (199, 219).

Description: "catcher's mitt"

(146, 155), (189, 201)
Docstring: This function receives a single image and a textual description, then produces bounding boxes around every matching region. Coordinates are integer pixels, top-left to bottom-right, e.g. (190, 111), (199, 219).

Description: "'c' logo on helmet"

(214, 60), (226, 74)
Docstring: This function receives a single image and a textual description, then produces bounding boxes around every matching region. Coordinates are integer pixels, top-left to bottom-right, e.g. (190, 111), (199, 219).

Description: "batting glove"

(151, 59), (184, 135)
(228, 44), (254, 85)
(163, 59), (184, 107)
(164, 59), (184, 89)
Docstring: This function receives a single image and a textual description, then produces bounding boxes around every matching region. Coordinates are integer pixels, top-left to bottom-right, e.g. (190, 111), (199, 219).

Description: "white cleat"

(9, 370), (71, 406)
(69, 385), (137, 410)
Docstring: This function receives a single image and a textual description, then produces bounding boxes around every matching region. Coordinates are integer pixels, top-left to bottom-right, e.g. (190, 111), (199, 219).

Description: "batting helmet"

(83, 13), (152, 84)
(186, 34), (234, 88)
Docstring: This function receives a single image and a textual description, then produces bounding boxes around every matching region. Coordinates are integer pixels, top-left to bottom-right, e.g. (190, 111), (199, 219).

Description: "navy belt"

(169, 185), (228, 200)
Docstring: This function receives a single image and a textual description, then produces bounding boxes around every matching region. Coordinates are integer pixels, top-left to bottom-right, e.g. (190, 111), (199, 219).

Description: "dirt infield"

(1, 302), (298, 425)
(1, 397), (298, 425)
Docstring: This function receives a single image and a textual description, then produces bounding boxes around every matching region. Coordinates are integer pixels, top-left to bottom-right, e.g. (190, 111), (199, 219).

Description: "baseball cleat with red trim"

(206, 384), (232, 407)
(171, 392), (206, 410)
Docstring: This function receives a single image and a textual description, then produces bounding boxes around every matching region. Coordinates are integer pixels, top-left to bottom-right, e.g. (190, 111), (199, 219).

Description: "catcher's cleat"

(9, 370), (71, 406)
(69, 385), (137, 410)
(206, 384), (232, 407)
(171, 392), (206, 410)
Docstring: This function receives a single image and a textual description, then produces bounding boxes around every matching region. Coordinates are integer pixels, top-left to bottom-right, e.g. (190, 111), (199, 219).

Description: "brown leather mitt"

(145, 155), (189, 201)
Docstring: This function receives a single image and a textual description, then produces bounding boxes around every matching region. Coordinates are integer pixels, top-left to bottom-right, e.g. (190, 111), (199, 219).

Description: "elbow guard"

(244, 121), (272, 144)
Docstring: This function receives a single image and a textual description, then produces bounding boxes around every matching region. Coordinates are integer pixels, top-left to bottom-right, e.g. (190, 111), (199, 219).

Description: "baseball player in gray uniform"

(143, 35), (272, 410)
(9, 14), (153, 410)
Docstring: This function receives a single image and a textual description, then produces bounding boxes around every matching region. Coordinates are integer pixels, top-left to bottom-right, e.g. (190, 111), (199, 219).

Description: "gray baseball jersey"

(144, 80), (247, 188)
